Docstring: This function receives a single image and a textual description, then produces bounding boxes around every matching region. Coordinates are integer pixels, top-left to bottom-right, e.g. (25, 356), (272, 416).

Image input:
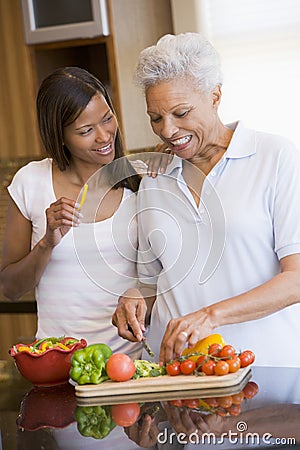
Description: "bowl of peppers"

(9, 336), (87, 387)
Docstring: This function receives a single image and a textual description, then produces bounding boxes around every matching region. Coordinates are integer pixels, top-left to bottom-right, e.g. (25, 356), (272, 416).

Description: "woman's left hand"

(159, 309), (214, 364)
(162, 401), (226, 438)
(124, 403), (161, 447)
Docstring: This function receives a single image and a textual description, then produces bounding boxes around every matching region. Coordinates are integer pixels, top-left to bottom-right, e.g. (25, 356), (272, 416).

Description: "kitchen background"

(1, 0), (299, 360)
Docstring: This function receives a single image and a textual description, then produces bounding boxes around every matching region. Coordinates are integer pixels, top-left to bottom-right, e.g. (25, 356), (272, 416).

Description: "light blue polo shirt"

(137, 121), (300, 366)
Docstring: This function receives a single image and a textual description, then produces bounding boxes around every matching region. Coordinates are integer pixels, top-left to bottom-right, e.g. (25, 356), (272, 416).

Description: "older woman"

(113, 32), (300, 367)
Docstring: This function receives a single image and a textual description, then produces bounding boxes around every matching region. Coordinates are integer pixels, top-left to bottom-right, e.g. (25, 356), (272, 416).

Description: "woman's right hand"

(42, 197), (82, 248)
(146, 143), (173, 178)
(112, 288), (147, 342)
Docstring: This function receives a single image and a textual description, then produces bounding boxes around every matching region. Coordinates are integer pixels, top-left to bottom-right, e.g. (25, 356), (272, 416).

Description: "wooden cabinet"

(0, 0), (173, 159)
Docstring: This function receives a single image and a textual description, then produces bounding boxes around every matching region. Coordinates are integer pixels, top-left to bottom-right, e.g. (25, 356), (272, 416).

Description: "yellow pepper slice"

(41, 342), (53, 352)
(57, 342), (70, 351)
(79, 183), (88, 208)
(17, 346), (32, 352)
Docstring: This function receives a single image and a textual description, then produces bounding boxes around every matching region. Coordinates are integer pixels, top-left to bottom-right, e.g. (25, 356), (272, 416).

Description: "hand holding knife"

(128, 325), (155, 358)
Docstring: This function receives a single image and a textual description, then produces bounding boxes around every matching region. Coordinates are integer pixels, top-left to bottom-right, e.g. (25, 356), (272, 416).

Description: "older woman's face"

(146, 77), (221, 160)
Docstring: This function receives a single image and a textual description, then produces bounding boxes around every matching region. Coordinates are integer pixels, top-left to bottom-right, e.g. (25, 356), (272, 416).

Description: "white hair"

(134, 32), (223, 93)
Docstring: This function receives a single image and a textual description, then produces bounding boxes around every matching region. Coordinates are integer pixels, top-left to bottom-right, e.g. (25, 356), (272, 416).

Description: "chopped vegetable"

(79, 183), (88, 208)
(10, 336), (82, 355)
(69, 343), (112, 385)
(133, 359), (166, 379)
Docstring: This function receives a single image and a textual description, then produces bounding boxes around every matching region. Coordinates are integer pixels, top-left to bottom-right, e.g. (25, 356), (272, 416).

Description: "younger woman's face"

(63, 94), (118, 167)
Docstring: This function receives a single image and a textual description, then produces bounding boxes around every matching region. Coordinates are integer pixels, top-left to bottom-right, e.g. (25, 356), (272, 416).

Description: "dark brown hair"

(36, 66), (140, 192)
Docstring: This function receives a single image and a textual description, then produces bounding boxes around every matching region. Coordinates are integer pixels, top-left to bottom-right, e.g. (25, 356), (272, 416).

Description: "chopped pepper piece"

(133, 360), (167, 379)
(69, 343), (112, 385)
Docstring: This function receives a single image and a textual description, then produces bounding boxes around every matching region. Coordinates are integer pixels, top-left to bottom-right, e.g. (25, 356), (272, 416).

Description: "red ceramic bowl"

(9, 338), (87, 387)
(16, 383), (77, 430)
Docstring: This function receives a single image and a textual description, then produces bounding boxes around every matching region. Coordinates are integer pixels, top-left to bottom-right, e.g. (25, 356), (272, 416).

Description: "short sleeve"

(273, 141), (300, 259)
(7, 165), (32, 219)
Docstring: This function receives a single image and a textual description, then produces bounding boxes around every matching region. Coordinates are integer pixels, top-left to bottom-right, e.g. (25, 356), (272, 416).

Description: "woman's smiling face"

(63, 94), (118, 167)
(146, 77), (221, 161)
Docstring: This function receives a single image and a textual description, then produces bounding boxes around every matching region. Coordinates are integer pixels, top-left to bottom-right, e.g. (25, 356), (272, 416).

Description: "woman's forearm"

(208, 262), (300, 329)
(0, 238), (53, 301)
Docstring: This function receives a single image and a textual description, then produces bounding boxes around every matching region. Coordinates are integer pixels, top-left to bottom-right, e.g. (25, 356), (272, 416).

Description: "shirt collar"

(225, 121), (256, 159)
(165, 120), (256, 176)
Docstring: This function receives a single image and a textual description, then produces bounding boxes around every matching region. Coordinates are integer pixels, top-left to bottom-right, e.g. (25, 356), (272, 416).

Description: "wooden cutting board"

(75, 366), (251, 404)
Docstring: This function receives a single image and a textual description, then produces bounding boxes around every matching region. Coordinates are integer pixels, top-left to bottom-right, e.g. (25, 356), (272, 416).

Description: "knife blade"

(141, 338), (155, 358)
(128, 325), (155, 357)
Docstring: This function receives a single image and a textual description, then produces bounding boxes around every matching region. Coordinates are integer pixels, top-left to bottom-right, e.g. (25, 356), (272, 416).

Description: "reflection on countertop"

(0, 366), (300, 450)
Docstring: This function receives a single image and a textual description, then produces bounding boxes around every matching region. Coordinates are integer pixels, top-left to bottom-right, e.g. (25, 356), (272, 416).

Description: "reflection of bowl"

(16, 383), (77, 431)
(9, 339), (87, 386)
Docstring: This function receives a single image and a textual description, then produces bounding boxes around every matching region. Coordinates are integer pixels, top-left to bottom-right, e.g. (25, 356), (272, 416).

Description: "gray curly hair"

(134, 32), (223, 93)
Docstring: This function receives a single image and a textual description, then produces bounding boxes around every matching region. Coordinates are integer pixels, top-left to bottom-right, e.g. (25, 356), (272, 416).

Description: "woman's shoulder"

(11, 158), (52, 182)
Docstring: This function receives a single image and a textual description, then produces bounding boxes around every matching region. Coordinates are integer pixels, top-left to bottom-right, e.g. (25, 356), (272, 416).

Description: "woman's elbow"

(0, 271), (21, 301)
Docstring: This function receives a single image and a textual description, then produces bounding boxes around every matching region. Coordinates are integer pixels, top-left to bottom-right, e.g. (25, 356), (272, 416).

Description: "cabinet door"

(109, 0), (173, 151)
(0, 0), (41, 160)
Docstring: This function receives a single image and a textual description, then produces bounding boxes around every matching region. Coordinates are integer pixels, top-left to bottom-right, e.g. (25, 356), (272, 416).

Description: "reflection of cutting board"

(75, 366), (251, 404)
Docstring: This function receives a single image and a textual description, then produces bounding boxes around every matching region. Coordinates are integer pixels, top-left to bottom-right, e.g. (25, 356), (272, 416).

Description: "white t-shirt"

(8, 158), (141, 358)
(137, 121), (300, 366)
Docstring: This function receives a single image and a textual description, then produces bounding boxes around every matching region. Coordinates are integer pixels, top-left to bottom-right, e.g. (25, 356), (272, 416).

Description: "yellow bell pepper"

(57, 342), (70, 351)
(17, 346), (32, 353)
(41, 342), (53, 352)
(182, 333), (226, 362)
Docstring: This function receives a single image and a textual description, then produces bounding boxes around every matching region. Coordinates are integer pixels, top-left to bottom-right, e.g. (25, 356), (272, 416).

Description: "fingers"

(159, 311), (214, 364)
(46, 197), (82, 228)
(124, 415), (158, 447)
(159, 318), (190, 364)
(112, 290), (147, 342)
(147, 145), (173, 178)
(163, 402), (196, 436)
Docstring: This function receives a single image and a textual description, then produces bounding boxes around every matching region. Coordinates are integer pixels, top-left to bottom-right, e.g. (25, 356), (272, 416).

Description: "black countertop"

(0, 366), (300, 450)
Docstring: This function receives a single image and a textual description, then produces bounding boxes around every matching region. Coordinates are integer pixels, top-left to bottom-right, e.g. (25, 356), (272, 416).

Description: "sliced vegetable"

(10, 336), (82, 355)
(133, 360), (166, 379)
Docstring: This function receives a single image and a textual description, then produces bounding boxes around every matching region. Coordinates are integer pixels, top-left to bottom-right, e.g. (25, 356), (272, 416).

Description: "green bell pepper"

(75, 405), (116, 439)
(69, 343), (112, 385)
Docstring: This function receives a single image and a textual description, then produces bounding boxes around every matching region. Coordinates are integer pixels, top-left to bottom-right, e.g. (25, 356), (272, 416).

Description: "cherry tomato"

(106, 353), (136, 382)
(216, 408), (227, 417)
(201, 359), (216, 375)
(243, 381), (259, 399)
(227, 404), (242, 416)
(111, 402), (140, 427)
(214, 360), (230, 376)
(168, 399), (183, 407)
(203, 397), (219, 407)
(208, 343), (222, 357)
(196, 355), (208, 368)
(227, 357), (241, 373)
(220, 345), (236, 359)
(166, 360), (181, 376)
(216, 396), (232, 409)
(243, 350), (255, 364)
(231, 391), (245, 404)
(180, 359), (196, 375)
(182, 398), (199, 409)
(239, 351), (254, 368)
